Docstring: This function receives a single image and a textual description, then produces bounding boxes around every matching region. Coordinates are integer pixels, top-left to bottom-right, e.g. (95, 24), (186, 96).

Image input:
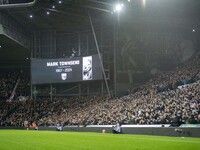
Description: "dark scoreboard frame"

(31, 54), (103, 84)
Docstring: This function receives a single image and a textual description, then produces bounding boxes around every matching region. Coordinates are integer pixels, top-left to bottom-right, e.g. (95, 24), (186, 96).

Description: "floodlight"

(115, 3), (123, 12)
(142, 0), (146, 7)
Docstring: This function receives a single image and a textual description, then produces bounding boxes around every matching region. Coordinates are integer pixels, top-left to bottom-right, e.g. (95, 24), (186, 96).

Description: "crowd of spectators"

(0, 69), (30, 100)
(0, 57), (199, 127)
(0, 71), (17, 99)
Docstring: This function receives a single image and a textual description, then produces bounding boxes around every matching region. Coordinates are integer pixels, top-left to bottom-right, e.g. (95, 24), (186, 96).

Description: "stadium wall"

(0, 126), (200, 138)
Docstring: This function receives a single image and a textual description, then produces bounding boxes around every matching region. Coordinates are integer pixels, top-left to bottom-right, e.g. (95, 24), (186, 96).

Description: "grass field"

(0, 130), (200, 150)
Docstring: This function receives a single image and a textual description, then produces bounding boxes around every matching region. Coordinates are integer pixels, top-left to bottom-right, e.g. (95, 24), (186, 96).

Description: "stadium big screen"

(31, 54), (103, 84)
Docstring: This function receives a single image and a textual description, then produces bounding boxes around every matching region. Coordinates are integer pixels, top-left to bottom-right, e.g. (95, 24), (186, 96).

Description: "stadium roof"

(0, 34), (30, 66)
(2, 0), (200, 31)
(0, 0), (200, 65)
(2, 0), (113, 31)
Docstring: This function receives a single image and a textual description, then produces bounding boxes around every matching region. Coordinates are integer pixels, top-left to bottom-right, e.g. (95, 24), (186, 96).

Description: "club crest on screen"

(61, 73), (67, 80)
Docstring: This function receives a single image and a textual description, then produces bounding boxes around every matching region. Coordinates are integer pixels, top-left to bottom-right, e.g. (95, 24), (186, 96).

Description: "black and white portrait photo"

(82, 56), (92, 80)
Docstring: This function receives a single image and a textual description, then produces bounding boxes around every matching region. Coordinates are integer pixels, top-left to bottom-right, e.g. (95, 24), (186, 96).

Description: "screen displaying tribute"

(31, 54), (103, 84)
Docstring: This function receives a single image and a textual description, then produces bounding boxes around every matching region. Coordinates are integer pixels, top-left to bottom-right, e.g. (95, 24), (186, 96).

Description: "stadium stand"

(0, 69), (30, 101)
(0, 56), (199, 127)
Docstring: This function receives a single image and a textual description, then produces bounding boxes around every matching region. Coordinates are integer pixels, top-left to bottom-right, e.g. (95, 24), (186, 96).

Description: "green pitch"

(0, 130), (200, 150)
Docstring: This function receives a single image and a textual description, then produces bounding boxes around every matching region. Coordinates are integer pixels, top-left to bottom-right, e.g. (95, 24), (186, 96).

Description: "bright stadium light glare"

(115, 3), (123, 12)
(29, 14), (33, 18)
(142, 0), (146, 7)
(46, 11), (50, 15)
(192, 29), (195, 32)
